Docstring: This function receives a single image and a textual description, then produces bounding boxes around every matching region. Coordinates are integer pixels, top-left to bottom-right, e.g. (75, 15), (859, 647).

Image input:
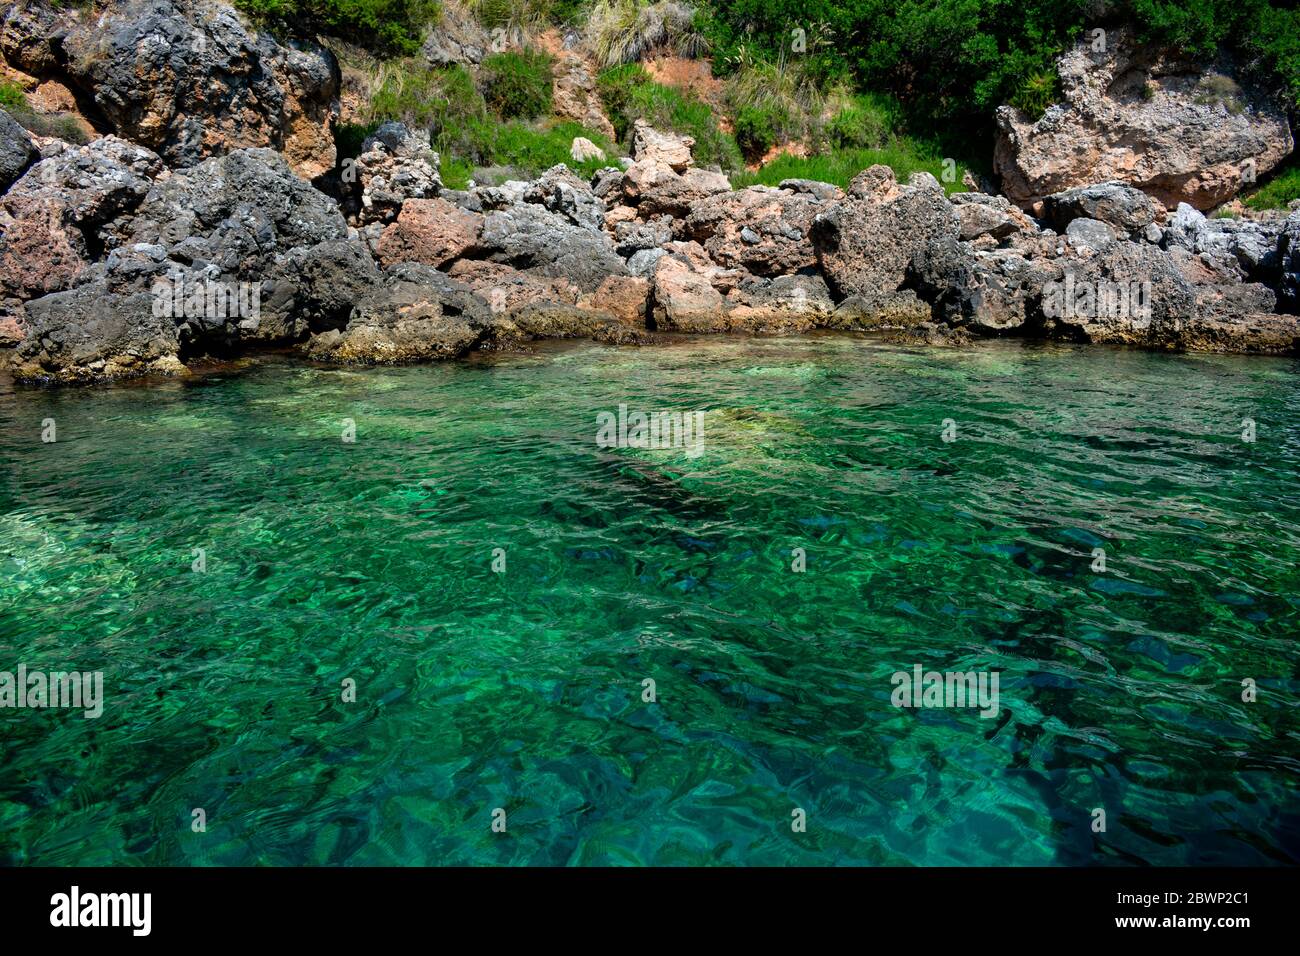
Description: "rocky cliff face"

(1, 0), (339, 179)
(995, 28), (1293, 212)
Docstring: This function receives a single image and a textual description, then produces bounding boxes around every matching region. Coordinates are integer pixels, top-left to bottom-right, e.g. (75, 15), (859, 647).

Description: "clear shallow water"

(1, 336), (1297, 866)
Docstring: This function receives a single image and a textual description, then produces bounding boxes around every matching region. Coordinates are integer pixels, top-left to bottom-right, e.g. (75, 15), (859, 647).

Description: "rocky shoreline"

(1, 0), (1298, 386)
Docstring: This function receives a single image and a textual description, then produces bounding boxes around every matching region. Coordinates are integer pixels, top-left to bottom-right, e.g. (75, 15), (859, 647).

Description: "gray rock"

(480, 202), (627, 292)
(7, 0), (340, 178)
(1043, 182), (1163, 234)
(1066, 218), (1116, 253)
(0, 107), (37, 194)
(811, 166), (958, 299)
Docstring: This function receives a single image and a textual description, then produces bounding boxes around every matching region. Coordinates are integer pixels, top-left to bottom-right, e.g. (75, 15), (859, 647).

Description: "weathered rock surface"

(303, 264), (493, 364)
(353, 123), (442, 225)
(812, 166), (958, 299)
(684, 185), (826, 276)
(376, 197), (483, 269)
(995, 29), (1293, 211)
(479, 201), (626, 292)
(1042, 182), (1165, 236)
(0, 136), (164, 300)
(1, 0), (340, 178)
(0, 107), (37, 192)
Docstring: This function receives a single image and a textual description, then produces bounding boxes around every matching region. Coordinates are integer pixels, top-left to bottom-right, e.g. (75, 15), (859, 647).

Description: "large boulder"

(0, 136), (164, 300)
(303, 263), (494, 364)
(621, 160), (731, 218)
(995, 29), (1293, 211)
(909, 236), (1055, 332)
(376, 197), (484, 269)
(683, 184), (829, 276)
(1042, 182), (1165, 236)
(1280, 209), (1300, 313)
(2, 0), (340, 179)
(11, 277), (184, 384)
(811, 166), (958, 300)
(478, 201), (626, 292)
(1043, 241), (1198, 346)
(122, 147), (349, 276)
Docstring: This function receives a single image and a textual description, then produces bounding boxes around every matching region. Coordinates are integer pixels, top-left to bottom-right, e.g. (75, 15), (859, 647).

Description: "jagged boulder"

(353, 122), (442, 225)
(303, 263), (494, 364)
(376, 197), (484, 269)
(995, 29), (1293, 211)
(811, 166), (958, 300)
(479, 201), (626, 292)
(1044, 241), (1198, 346)
(622, 160), (730, 218)
(909, 236), (1055, 332)
(1, 0), (340, 179)
(1042, 182), (1165, 236)
(631, 120), (694, 171)
(683, 185), (828, 276)
(0, 136), (164, 300)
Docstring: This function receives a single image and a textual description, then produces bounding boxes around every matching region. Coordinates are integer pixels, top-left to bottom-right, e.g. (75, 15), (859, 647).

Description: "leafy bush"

(234, 0), (440, 56)
(823, 92), (895, 151)
(732, 104), (782, 159)
(597, 63), (742, 169)
(481, 49), (554, 119)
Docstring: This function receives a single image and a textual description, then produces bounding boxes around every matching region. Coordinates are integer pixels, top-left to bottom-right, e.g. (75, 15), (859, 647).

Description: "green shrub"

(0, 80), (25, 111)
(481, 49), (554, 120)
(439, 155), (476, 190)
(733, 104), (781, 159)
(823, 92), (895, 150)
(234, 0), (440, 56)
(486, 119), (617, 178)
(366, 61), (486, 132)
(1010, 71), (1061, 119)
(597, 63), (742, 170)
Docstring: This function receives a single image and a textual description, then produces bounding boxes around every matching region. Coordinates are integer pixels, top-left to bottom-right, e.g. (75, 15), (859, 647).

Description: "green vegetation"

(0, 79), (90, 144)
(307, 0), (1296, 197)
(1242, 156), (1300, 211)
(480, 49), (554, 119)
(234, 0), (440, 55)
(597, 63), (742, 169)
(344, 58), (614, 183)
(731, 143), (969, 194)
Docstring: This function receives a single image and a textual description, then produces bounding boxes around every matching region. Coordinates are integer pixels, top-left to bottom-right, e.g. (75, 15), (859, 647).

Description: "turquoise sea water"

(1, 336), (1297, 866)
